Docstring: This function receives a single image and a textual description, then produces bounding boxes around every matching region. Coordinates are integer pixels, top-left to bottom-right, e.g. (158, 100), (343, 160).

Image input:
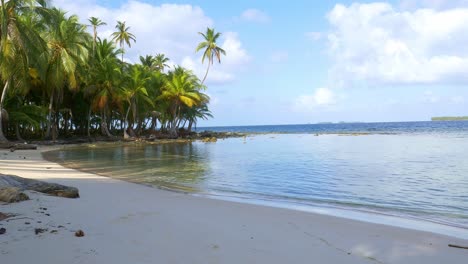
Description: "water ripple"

(45, 132), (468, 230)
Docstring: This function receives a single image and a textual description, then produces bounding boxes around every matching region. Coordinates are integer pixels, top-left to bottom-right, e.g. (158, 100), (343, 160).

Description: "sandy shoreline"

(1, 147), (467, 263)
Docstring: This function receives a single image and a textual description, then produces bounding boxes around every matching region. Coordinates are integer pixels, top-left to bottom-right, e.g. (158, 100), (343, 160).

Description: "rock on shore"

(0, 174), (79, 203)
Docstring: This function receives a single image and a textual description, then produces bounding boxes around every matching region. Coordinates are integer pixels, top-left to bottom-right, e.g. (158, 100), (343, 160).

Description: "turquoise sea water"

(44, 122), (468, 237)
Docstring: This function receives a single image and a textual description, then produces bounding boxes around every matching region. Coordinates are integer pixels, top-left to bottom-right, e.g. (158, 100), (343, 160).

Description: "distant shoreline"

(431, 116), (468, 121)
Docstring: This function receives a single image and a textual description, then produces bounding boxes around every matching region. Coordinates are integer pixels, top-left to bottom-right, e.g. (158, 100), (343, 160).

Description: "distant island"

(431, 116), (468, 121)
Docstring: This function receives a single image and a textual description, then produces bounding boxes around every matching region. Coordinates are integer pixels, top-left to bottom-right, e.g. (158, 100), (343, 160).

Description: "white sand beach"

(1, 147), (467, 264)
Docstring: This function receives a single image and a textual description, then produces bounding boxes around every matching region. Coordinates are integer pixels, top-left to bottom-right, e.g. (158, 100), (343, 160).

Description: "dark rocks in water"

(198, 131), (245, 139)
(0, 227), (6, 235)
(0, 174), (79, 203)
(75, 230), (85, 237)
(201, 137), (217, 143)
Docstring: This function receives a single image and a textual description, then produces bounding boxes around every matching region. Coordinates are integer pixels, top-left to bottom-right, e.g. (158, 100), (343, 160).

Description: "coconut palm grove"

(0, 0), (224, 142)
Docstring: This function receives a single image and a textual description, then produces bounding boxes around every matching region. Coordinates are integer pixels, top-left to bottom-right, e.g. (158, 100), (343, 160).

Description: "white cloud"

(52, 0), (249, 84)
(293, 88), (337, 112)
(182, 32), (250, 84)
(400, 0), (468, 10)
(326, 3), (468, 86)
(239, 9), (270, 23)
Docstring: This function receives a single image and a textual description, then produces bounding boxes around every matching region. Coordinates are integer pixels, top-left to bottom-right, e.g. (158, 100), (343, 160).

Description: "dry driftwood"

(0, 174), (79, 203)
(449, 244), (468, 250)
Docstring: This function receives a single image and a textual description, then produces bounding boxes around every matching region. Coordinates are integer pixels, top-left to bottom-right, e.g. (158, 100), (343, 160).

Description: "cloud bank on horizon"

(51, 0), (467, 125)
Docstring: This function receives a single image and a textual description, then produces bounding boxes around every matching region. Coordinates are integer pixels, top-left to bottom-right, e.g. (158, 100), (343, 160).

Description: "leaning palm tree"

(111, 21), (136, 63)
(0, 0), (47, 142)
(195, 27), (226, 85)
(88, 16), (106, 55)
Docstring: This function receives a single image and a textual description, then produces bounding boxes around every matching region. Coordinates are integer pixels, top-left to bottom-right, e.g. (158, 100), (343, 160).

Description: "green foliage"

(111, 20), (136, 63)
(0, 3), (221, 141)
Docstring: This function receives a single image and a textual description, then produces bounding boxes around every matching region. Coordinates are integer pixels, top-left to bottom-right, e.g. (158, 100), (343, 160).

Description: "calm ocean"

(45, 121), (468, 238)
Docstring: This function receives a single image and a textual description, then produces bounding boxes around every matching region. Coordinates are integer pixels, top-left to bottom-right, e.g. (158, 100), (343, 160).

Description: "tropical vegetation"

(431, 116), (468, 121)
(0, 1), (221, 142)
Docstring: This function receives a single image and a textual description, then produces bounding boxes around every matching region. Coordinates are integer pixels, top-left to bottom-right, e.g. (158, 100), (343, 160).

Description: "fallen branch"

(449, 244), (468, 250)
(0, 143), (37, 150)
(4, 217), (33, 222)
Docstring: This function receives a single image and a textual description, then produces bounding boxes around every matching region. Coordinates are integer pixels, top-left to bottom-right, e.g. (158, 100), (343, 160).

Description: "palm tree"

(0, 0), (47, 142)
(111, 21), (136, 63)
(139, 53), (169, 72)
(184, 95), (212, 133)
(5, 94), (46, 141)
(42, 8), (90, 139)
(195, 27), (226, 85)
(154, 53), (170, 72)
(139, 55), (155, 69)
(88, 17), (106, 55)
(85, 38), (122, 137)
(158, 67), (203, 137)
(121, 65), (152, 138)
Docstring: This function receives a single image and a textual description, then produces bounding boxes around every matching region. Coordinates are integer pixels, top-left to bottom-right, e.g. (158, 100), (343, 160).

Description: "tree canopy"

(0, 1), (221, 141)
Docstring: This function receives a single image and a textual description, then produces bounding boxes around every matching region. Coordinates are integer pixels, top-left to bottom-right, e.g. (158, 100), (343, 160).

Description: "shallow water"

(45, 132), (468, 234)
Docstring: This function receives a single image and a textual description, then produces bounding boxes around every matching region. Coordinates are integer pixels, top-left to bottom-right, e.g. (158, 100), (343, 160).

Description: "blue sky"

(54, 0), (468, 126)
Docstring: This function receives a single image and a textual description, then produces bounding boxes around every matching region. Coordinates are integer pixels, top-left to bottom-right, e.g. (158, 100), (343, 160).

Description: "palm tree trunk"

(15, 123), (25, 142)
(87, 107), (92, 138)
(169, 120), (178, 138)
(121, 44), (124, 64)
(100, 108), (113, 137)
(64, 111), (69, 136)
(45, 93), (54, 139)
(124, 103), (131, 139)
(150, 116), (157, 131)
(93, 29), (97, 55)
(201, 62), (211, 85)
(187, 120), (194, 133)
(0, 80), (10, 142)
